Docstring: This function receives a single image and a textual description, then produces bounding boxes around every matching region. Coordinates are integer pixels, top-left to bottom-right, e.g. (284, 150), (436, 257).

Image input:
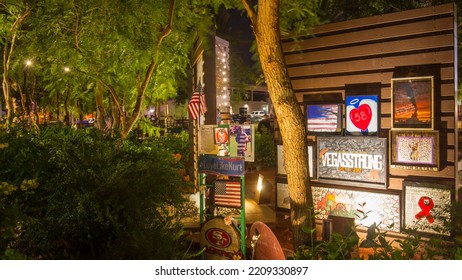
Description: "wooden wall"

(281, 3), (458, 191)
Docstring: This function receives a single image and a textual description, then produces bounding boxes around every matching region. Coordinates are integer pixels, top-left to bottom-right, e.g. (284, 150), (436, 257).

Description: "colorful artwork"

(392, 77), (433, 130)
(390, 130), (439, 171)
(306, 104), (342, 134)
(403, 181), (452, 235)
(214, 127), (229, 144)
(346, 95), (378, 135)
(229, 125), (254, 162)
(312, 186), (401, 232)
(317, 137), (387, 189)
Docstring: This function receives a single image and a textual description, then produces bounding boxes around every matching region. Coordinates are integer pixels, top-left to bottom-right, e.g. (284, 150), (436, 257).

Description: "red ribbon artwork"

(415, 196), (434, 224)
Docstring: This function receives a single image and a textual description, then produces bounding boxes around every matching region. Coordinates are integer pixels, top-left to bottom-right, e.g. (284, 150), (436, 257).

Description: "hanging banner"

(198, 156), (245, 176)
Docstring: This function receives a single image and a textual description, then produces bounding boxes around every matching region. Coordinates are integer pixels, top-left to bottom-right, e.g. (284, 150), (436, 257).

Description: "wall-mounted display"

(312, 185), (401, 232)
(345, 95), (379, 136)
(391, 76), (434, 130)
(306, 104), (342, 135)
(277, 142), (316, 179)
(390, 130), (439, 171)
(317, 137), (387, 189)
(275, 177), (290, 211)
(403, 180), (452, 235)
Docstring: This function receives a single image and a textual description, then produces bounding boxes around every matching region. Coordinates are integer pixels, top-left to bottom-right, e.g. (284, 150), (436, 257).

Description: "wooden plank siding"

(282, 3), (458, 192)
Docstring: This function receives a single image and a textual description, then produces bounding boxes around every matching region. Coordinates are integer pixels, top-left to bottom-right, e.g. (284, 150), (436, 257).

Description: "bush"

(0, 125), (194, 259)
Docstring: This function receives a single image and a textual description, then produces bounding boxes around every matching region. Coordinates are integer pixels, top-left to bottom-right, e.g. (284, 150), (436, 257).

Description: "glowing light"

(64, 67), (70, 72)
(25, 60), (32, 66)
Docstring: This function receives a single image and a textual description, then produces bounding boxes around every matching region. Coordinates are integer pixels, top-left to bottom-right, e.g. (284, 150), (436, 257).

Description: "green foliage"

(0, 125), (195, 259)
(254, 130), (276, 167)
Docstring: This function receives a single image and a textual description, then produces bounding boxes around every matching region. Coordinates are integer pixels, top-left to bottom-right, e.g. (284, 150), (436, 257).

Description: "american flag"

(214, 180), (242, 208)
(188, 86), (207, 120)
(307, 104), (339, 132)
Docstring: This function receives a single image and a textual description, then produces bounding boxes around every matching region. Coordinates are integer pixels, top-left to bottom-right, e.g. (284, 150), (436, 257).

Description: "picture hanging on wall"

(275, 177), (290, 211)
(311, 185), (401, 232)
(391, 76), (434, 130)
(345, 95), (379, 136)
(403, 180), (453, 235)
(306, 104), (342, 135)
(277, 142), (316, 179)
(390, 130), (439, 171)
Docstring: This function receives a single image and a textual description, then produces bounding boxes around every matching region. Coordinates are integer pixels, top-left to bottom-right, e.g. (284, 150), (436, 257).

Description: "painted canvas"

(345, 95), (378, 135)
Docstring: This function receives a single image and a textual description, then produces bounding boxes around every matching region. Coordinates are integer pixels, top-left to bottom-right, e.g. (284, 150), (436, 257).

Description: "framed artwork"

(214, 126), (229, 144)
(312, 185), (401, 232)
(403, 180), (453, 235)
(345, 95), (379, 136)
(390, 130), (439, 171)
(276, 142), (316, 179)
(317, 137), (387, 189)
(276, 145), (286, 176)
(391, 76), (434, 130)
(275, 177), (290, 211)
(306, 104), (342, 135)
(229, 124), (255, 162)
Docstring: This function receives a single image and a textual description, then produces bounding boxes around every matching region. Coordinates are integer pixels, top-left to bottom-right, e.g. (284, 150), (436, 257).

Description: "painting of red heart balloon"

(346, 95), (378, 135)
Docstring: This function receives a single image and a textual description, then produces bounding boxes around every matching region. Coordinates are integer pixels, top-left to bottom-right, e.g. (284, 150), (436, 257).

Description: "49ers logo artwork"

(205, 228), (231, 248)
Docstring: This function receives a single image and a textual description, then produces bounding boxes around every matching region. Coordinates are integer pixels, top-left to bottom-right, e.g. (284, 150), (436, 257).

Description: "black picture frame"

(402, 180), (453, 235)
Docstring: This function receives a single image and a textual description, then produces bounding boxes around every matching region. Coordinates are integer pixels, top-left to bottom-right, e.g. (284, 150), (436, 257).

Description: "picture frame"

(276, 142), (317, 180)
(306, 104), (343, 135)
(275, 177), (290, 211)
(391, 76), (434, 130)
(312, 185), (401, 232)
(345, 94), (379, 136)
(317, 136), (387, 189)
(214, 126), (230, 144)
(390, 130), (439, 171)
(403, 180), (453, 235)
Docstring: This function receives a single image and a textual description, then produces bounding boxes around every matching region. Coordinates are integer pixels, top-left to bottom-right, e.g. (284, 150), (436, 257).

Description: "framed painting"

(276, 142), (316, 180)
(275, 177), (290, 211)
(317, 136), (387, 189)
(214, 126), (229, 144)
(306, 104), (342, 135)
(345, 95), (379, 136)
(390, 130), (439, 171)
(312, 185), (401, 232)
(403, 180), (453, 235)
(391, 76), (434, 130)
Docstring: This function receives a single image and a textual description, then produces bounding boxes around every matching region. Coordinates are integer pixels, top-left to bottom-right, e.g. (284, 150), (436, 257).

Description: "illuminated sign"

(317, 137), (387, 189)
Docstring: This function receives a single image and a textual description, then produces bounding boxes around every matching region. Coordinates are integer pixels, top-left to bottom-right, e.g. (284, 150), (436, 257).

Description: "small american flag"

(214, 180), (242, 209)
(188, 84), (207, 120)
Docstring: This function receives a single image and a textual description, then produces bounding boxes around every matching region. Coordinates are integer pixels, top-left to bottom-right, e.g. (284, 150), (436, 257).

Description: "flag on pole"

(214, 180), (242, 208)
(188, 84), (207, 120)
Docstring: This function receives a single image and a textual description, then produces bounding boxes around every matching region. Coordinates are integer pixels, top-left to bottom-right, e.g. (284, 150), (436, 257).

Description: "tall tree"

(215, 0), (320, 247)
(5, 0), (213, 137)
(1, 1), (30, 125)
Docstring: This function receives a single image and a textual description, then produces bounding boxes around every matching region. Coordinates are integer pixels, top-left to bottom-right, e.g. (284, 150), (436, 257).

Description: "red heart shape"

(349, 104), (372, 131)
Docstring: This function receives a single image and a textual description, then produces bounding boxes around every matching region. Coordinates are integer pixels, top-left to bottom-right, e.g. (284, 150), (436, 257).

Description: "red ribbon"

(415, 196), (434, 224)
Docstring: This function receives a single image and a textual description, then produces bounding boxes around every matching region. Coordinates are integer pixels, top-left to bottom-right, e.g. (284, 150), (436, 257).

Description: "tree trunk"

(242, 0), (315, 248)
(95, 80), (105, 130)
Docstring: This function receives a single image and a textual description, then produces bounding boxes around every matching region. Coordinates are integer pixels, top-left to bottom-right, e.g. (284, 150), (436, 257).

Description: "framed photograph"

(317, 136), (387, 189)
(275, 177), (290, 211)
(306, 104), (342, 135)
(276, 142), (316, 180)
(312, 185), (401, 232)
(229, 124), (255, 162)
(403, 180), (453, 235)
(345, 95), (379, 136)
(214, 126), (229, 144)
(391, 76), (434, 130)
(390, 130), (439, 171)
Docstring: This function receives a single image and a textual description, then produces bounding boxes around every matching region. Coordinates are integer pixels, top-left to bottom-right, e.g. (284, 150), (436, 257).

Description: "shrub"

(0, 125), (194, 259)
